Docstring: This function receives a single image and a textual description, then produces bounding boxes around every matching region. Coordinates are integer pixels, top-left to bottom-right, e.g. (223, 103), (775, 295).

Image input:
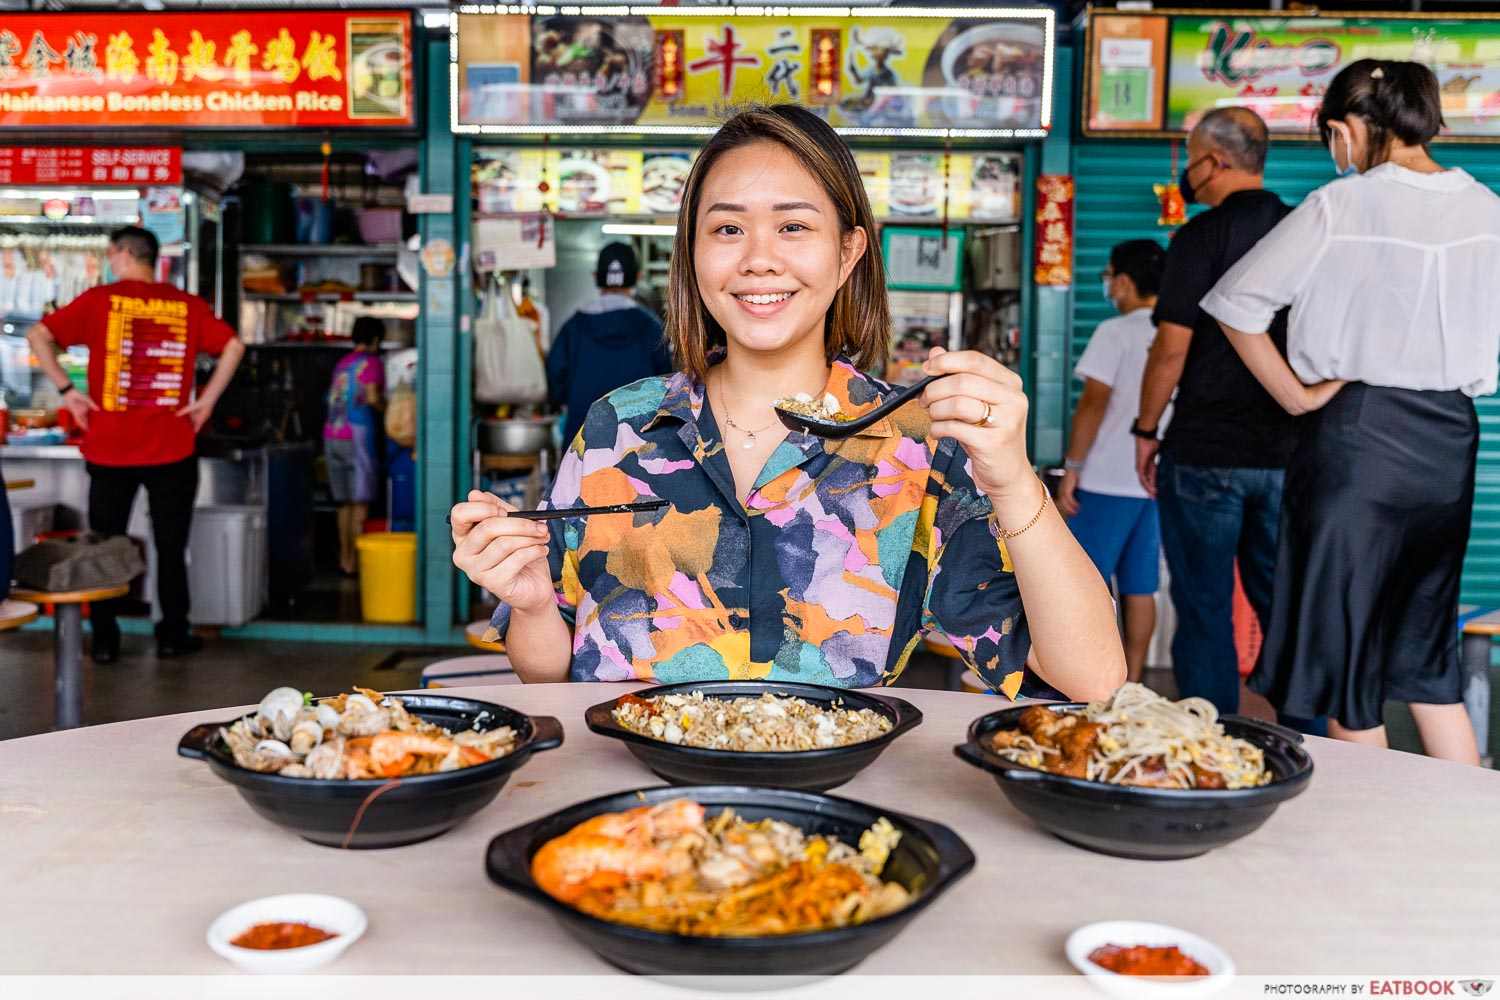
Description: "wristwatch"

(1129, 420), (1159, 441)
(1063, 457), (1085, 472)
(57, 383), (76, 396)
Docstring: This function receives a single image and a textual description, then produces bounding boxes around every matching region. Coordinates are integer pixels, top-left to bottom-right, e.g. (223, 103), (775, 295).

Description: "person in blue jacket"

(546, 242), (671, 448)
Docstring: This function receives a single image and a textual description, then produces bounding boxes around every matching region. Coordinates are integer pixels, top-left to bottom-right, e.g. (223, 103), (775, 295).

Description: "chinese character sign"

(1033, 175), (1074, 288)
(456, 11), (1053, 134)
(0, 11), (413, 128)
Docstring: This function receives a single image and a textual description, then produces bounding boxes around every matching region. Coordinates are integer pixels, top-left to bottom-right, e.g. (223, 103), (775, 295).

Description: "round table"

(465, 619), (504, 653)
(0, 683), (1495, 975)
(9, 584), (129, 730)
(0, 598), (39, 632)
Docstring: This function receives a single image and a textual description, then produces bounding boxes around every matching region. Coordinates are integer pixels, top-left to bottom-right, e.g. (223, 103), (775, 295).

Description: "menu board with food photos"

(474, 148), (1022, 223)
(1088, 9), (1500, 140)
(456, 9), (1054, 137)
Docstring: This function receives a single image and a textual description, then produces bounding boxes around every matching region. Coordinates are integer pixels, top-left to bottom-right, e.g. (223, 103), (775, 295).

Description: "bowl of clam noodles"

(484, 784), (975, 975)
(953, 683), (1313, 861)
(177, 688), (563, 849)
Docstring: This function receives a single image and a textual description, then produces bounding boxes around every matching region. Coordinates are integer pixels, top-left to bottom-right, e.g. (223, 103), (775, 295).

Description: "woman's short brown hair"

(665, 104), (889, 380)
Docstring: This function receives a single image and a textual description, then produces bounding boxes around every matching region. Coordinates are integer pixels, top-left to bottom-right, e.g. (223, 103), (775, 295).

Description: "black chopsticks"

(448, 499), (668, 525)
(510, 500), (669, 521)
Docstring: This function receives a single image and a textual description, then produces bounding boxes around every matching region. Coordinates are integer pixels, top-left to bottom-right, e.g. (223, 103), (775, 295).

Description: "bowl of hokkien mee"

(177, 686), (563, 849)
(583, 680), (924, 792)
(484, 784), (975, 975)
(953, 683), (1313, 860)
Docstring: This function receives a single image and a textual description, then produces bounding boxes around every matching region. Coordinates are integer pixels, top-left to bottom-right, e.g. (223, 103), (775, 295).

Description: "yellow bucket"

(355, 531), (418, 623)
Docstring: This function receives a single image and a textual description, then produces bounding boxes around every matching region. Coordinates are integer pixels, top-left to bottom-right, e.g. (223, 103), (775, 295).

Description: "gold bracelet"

(994, 476), (1049, 540)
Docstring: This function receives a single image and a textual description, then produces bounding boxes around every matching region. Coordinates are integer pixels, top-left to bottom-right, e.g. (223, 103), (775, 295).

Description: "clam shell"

(345, 693), (379, 714)
(256, 687), (305, 732)
(254, 739), (295, 757)
(290, 719), (324, 755)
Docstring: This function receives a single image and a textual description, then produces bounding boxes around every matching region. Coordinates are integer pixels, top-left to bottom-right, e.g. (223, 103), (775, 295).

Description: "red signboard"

(1033, 174), (1075, 288)
(0, 11), (413, 129)
(0, 146), (181, 185)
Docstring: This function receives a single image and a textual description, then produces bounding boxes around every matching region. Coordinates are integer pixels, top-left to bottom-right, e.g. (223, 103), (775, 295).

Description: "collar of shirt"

(578, 292), (640, 315)
(643, 356), (899, 509)
(1364, 162), (1474, 193)
(645, 356), (897, 440)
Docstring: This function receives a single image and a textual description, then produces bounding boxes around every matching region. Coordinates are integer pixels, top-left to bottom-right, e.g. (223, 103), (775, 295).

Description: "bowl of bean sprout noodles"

(953, 684), (1313, 860)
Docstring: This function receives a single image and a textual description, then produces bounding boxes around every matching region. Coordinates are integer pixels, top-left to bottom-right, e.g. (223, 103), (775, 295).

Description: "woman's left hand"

(921, 347), (1034, 507)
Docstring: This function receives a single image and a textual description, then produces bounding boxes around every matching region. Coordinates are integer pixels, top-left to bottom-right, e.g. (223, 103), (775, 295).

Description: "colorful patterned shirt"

(488, 358), (1042, 694)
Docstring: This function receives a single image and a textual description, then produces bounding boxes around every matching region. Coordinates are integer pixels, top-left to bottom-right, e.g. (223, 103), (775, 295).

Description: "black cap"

(596, 242), (638, 290)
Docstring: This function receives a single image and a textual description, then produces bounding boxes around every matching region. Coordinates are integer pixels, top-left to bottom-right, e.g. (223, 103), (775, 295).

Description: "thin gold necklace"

(711, 372), (775, 450)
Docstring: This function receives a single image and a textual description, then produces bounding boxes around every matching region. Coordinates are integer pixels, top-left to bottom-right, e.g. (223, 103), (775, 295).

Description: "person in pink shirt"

(323, 317), (385, 575)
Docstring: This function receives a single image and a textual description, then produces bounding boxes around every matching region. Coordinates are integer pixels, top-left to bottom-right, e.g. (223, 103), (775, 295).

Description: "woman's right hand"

(1302, 379), (1348, 413)
(450, 490), (555, 614)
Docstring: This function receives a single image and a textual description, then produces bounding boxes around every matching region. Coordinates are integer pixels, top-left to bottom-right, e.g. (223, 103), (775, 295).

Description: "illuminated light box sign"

(0, 11), (414, 128)
(1087, 8), (1500, 141)
(453, 5), (1055, 139)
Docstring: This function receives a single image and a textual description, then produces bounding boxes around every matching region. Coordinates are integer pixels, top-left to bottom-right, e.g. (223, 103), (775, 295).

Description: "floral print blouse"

(487, 358), (1042, 695)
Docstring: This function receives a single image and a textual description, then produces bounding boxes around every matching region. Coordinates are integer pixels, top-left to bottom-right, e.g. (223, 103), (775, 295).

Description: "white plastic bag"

(474, 276), (546, 404)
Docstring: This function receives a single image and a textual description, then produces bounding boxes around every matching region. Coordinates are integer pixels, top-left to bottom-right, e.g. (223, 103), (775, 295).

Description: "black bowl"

(485, 784), (974, 975)
(177, 693), (563, 849)
(584, 681), (923, 792)
(954, 704), (1313, 861)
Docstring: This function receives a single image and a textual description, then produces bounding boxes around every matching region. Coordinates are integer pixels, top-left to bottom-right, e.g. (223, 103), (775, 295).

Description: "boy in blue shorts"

(1057, 240), (1167, 682)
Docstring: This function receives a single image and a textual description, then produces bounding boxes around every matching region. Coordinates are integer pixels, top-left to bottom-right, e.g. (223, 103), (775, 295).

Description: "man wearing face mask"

(1131, 107), (1299, 718)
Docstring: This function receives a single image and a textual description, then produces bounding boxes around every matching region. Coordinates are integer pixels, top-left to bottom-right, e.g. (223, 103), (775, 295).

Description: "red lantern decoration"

(1156, 140), (1187, 227)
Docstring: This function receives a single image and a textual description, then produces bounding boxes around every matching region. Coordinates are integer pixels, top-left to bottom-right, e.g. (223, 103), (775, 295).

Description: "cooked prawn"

(573, 799), (704, 842)
(531, 800), (707, 904)
(344, 732), (458, 779)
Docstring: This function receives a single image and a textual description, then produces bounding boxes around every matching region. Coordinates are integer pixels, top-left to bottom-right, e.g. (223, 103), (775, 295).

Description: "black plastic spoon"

(773, 373), (949, 439)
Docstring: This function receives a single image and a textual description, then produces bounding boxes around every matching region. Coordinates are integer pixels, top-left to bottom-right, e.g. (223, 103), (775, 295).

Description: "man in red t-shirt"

(26, 226), (245, 662)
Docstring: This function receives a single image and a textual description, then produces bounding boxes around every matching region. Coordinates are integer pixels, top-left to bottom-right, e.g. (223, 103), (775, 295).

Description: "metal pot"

(478, 418), (552, 455)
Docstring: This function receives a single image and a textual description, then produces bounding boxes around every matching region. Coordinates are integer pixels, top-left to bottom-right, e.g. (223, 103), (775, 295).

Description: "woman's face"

(692, 141), (866, 361)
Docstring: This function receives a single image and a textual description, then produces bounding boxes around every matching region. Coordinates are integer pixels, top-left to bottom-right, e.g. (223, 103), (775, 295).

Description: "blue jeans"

(1156, 458), (1283, 717)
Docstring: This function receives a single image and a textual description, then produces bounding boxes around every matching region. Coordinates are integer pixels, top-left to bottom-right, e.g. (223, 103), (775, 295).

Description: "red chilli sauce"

(231, 922), (338, 950)
(1088, 944), (1210, 977)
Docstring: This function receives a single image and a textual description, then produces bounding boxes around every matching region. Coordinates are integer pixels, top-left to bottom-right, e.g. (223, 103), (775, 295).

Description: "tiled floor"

(0, 627), (1492, 767)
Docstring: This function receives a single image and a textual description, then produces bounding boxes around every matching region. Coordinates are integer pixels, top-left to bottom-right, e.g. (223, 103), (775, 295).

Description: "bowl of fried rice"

(584, 681), (923, 792)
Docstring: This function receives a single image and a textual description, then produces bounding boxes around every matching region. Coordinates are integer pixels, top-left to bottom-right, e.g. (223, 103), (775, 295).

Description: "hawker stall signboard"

(453, 6), (1055, 138)
(0, 11), (414, 129)
(473, 145), (1023, 222)
(1087, 9), (1500, 141)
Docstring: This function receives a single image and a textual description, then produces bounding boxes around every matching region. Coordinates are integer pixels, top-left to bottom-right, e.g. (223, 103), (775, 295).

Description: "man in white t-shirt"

(1057, 239), (1167, 682)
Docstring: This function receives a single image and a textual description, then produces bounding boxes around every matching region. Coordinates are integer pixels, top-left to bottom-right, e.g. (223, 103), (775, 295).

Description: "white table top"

(1, 683), (1495, 975)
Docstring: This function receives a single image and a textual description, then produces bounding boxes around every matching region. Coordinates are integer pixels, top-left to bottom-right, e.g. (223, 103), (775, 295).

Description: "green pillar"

(1028, 45), (1075, 467)
(418, 32), (461, 640)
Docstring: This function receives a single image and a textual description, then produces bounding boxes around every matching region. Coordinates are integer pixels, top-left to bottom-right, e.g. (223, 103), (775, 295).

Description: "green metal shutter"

(1066, 140), (1500, 608)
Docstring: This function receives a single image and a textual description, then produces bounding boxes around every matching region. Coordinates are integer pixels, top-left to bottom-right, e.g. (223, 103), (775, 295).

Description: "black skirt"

(1250, 383), (1478, 730)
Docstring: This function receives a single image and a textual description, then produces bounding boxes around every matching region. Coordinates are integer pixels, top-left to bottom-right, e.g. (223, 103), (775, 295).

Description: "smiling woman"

(450, 105), (1125, 699)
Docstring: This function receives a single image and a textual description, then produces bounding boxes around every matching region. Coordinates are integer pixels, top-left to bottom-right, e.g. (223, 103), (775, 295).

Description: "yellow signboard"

(455, 6), (1054, 137)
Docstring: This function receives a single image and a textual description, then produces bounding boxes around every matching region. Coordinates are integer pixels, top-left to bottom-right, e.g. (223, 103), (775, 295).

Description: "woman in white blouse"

(1202, 59), (1500, 764)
